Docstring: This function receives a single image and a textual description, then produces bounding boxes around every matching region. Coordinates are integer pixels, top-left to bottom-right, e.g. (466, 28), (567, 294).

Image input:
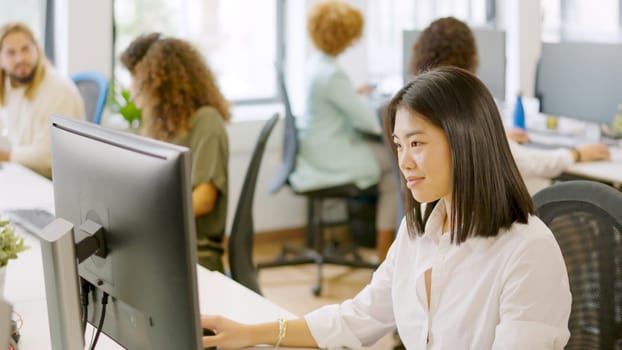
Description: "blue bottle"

(513, 94), (525, 129)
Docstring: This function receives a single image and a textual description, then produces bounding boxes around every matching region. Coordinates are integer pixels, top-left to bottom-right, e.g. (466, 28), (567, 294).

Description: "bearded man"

(0, 22), (84, 177)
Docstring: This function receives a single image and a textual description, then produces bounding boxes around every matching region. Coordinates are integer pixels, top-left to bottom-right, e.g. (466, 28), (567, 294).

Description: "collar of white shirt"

(422, 200), (495, 252)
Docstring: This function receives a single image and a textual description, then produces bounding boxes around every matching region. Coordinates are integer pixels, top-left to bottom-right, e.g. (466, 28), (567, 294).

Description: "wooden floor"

(247, 236), (396, 350)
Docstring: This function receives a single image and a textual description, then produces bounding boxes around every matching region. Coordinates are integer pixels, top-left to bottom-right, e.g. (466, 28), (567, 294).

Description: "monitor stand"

(36, 218), (84, 350)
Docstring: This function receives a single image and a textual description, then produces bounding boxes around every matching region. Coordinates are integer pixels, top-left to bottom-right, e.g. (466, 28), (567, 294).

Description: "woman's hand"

(202, 315), (317, 349)
(506, 128), (529, 143)
(356, 83), (375, 96)
(575, 143), (611, 162)
(201, 315), (255, 349)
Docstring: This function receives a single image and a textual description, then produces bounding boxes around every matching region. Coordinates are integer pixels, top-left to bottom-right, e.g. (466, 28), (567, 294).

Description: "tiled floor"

(250, 237), (395, 350)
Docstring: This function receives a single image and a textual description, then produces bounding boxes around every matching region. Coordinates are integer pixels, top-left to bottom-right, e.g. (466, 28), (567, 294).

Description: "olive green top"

(172, 106), (228, 257)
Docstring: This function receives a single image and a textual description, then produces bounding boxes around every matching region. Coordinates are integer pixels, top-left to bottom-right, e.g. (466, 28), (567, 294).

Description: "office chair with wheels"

(257, 65), (378, 297)
(71, 72), (109, 125)
(533, 180), (622, 349)
(228, 113), (279, 295)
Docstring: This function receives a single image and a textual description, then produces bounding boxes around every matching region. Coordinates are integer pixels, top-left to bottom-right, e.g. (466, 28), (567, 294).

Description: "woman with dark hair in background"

(408, 17), (479, 76)
(200, 67), (571, 349)
(410, 16), (609, 195)
(121, 33), (230, 272)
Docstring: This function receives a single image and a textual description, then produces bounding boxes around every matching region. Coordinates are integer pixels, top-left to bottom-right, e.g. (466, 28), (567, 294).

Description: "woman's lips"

(406, 176), (424, 188)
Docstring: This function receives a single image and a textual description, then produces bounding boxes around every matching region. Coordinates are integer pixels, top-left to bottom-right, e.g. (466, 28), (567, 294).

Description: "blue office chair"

(71, 72), (109, 125)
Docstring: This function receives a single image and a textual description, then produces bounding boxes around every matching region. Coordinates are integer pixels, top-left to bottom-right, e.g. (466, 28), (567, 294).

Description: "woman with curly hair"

(121, 33), (230, 272)
(289, 0), (397, 261)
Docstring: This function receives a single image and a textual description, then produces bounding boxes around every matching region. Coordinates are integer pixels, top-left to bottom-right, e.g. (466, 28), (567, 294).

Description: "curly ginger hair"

(121, 33), (230, 141)
(307, 0), (364, 56)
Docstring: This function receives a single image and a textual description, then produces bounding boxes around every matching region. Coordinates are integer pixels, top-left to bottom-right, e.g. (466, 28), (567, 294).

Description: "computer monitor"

(49, 116), (201, 349)
(535, 41), (622, 125)
(402, 28), (506, 102)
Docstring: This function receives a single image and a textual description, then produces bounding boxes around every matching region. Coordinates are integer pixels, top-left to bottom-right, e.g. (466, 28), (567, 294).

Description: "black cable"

(80, 279), (92, 334)
(89, 292), (109, 350)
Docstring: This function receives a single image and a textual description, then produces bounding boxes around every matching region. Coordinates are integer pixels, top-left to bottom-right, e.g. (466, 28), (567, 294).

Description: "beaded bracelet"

(274, 318), (288, 348)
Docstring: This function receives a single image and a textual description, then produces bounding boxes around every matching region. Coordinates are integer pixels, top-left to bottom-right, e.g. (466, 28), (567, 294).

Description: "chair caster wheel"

(312, 285), (321, 296)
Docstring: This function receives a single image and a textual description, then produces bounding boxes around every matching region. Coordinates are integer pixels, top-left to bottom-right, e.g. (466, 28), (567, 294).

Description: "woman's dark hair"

(409, 17), (478, 76)
(383, 66), (534, 243)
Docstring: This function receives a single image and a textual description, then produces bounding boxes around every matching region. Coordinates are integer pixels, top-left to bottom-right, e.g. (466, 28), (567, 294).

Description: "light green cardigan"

(289, 52), (381, 192)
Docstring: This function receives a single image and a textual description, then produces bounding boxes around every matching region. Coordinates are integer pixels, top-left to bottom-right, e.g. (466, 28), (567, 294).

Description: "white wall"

(498, 0), (542, 100)
(226, 111), (307, 232)
(336, 0), (370, 88)
(54, 0), (113, 78)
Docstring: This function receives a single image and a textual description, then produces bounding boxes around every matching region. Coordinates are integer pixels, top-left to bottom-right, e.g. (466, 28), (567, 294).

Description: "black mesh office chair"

(257, 65), (378, 296)
(228, 113), (279, 295)
(71, 72), (109, 124)
(533, 180), (622, 349)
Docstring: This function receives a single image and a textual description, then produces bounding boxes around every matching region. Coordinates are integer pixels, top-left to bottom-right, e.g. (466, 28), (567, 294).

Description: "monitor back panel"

(536, 42), (622, 125)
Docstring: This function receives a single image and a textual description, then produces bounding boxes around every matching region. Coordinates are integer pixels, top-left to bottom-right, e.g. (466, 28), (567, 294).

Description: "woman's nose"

(398, 151), (415, 171)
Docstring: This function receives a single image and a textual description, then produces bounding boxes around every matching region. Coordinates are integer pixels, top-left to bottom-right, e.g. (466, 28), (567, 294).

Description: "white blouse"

(305, 201), (571, 349)
(509, 141), (574, 195)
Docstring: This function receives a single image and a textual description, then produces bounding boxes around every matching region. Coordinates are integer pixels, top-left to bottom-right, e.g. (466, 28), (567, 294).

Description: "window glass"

(0, 0), (46, 45)
(542, 0), (620, 42)
(114, 0), (278, 102)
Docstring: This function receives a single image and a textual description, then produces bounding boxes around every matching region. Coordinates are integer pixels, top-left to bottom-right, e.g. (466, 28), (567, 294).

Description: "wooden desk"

(0, 162), (297, 349)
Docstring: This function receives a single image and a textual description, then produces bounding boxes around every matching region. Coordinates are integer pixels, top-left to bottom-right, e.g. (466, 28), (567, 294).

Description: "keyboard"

(5, 208), (55, 234)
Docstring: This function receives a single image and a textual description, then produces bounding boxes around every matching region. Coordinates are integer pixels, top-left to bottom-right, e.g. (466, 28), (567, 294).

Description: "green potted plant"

(108, 80), (142, 129)
(0, 220), (29, 268)
(0, 219), (29, 295)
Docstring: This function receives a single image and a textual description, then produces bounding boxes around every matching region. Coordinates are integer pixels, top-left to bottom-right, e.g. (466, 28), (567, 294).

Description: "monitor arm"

(75, 220), (107, 263)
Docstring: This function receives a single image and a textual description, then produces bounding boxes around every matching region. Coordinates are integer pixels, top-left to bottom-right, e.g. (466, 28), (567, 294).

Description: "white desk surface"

(501, 110), (622, 186)
(565, 159), (622, 186)
(0, 162), (298, 349)
(0, 162), (55, 213)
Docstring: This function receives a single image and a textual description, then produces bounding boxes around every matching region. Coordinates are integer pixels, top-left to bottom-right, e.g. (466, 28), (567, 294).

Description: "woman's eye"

(411, 141), (421, 147)
(393, 141), (402, 150)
